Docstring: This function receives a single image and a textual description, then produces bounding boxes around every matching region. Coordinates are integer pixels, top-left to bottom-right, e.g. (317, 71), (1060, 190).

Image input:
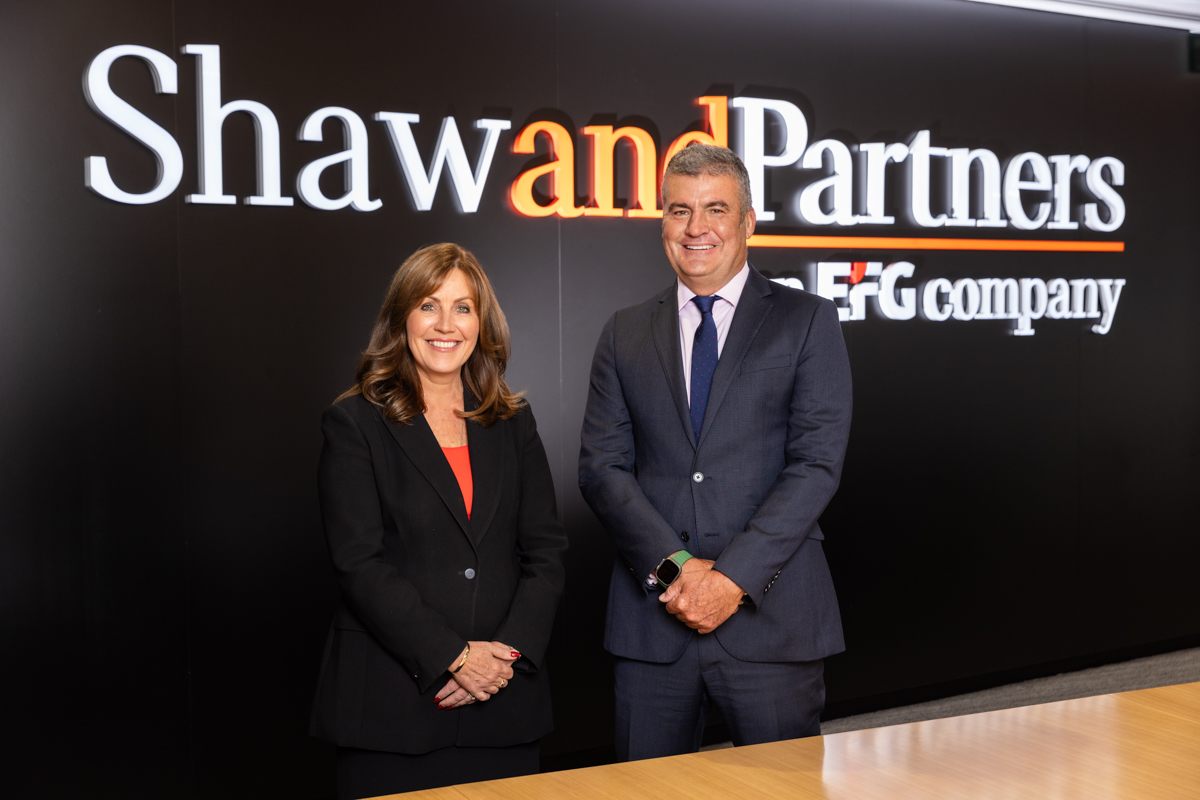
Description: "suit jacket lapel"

(465, 391), (503, 545)
(381, 408), (474, 546)
(650, 284), (697, 450)
(699, 267), (774, 448)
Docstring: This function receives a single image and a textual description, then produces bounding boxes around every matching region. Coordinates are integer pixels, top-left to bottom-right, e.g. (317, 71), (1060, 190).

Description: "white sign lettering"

(81, 44), (1128, 237)
(84, 45), (183, 205)
(777, 266), (1125, 335)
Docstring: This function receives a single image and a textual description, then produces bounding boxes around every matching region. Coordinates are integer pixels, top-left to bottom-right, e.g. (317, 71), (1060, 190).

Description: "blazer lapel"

(698, 267), (774, 448)
(381, 409), (474, 546)
(651, 284), (697, 450)
(465, 391), (504, 545)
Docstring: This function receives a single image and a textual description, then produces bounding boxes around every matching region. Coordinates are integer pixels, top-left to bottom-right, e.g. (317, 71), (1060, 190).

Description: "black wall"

(2, 1), (1197, 797)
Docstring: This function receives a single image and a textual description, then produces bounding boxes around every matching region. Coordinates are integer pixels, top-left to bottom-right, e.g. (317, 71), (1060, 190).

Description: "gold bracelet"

(451, 643), (471, 674)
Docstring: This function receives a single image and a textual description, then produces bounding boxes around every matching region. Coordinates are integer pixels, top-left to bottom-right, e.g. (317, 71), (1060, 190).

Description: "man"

(578, 143), (852, 760)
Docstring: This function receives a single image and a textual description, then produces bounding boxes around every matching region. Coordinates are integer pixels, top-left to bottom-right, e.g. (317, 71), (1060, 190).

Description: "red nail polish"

(510, 651), (521, 658)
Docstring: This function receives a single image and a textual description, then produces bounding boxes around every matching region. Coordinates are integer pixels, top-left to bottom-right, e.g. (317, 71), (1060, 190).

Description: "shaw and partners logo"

(84, 44), (1127, 335)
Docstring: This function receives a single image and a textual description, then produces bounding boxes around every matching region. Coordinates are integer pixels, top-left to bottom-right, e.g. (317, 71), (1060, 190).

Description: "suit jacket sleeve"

(713, 298), (853, 606)
(494, 406), (569, 671)
(318, 403), (466, 691)
(578, 312), (685, 584)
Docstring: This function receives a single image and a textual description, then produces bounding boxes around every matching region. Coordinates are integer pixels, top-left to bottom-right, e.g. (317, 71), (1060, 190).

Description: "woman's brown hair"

(339, 243), (525, 427)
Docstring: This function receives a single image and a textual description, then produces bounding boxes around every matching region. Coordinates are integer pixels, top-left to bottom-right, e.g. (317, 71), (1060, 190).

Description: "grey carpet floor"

(821, 646), (1200, 735)
(700, 646), (1200, 750)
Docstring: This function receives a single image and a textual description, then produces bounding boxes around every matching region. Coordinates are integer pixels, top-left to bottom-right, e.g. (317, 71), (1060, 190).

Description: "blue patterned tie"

(689, 295), (721, 440)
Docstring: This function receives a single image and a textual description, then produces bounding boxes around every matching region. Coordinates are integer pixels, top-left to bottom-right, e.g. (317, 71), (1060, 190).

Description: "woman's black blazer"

(310, 392), (568, 753)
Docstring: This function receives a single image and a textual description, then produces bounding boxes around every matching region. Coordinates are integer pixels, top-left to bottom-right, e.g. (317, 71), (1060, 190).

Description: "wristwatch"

(653, 550), (693, 589)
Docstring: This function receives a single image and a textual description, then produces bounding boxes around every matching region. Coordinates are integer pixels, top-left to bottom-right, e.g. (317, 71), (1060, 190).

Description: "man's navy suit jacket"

(579, 266), (852, 664)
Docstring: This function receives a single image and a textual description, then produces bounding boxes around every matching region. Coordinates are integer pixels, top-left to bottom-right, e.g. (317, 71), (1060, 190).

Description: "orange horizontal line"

(747, 234), (1124, 252)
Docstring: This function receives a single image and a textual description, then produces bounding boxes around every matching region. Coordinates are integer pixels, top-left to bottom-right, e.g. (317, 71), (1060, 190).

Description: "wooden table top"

(391, 681), (1200, 799)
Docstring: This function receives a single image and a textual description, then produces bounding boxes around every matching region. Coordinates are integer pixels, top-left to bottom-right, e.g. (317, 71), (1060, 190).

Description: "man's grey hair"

(661, 142), (753, 219)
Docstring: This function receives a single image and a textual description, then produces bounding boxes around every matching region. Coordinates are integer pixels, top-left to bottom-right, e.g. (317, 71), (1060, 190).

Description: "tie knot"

(691, 294), (720, 315)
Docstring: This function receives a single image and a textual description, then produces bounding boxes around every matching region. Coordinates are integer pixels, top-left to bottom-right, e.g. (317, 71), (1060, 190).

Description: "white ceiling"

(959, 0), (1200, 30)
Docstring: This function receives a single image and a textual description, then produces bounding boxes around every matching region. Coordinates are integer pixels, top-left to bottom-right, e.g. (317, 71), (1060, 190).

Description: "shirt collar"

(676, 263), (751, 313)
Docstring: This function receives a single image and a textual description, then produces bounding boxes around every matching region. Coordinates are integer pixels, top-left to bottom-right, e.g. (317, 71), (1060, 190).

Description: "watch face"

(656, 558), (682, 586)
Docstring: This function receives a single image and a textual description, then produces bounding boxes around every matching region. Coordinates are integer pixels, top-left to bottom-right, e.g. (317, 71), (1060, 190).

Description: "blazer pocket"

(740, 354), (792, 374)
(333, 605), (368, 632)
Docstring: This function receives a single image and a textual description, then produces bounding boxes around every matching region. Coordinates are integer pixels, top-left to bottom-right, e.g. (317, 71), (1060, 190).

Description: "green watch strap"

(668, 550), (693, 569)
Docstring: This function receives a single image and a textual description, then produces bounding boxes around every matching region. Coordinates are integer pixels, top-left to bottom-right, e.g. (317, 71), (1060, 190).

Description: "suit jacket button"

(681, 531), (690, 542)
(465, 568), (476, 579)
(692, 472), (704, 483)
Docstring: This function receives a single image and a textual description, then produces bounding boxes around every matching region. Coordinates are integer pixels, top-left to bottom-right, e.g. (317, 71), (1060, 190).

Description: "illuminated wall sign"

(83, 43), (1127, 237)
(84, 44), (510, 212)
(770, 264), (1125, 335)
(513, 96), (1126, 235)
(84, 42), (1129, 336)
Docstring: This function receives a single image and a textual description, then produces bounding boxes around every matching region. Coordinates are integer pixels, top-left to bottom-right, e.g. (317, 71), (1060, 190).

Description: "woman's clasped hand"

(435, 642), (522, 708)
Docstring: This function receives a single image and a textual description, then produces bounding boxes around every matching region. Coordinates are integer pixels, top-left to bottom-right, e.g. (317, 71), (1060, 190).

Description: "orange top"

(441, 445), (472, 518)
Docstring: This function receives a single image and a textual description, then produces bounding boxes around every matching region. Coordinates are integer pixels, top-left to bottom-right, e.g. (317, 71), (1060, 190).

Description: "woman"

(310, 243), (568, 799)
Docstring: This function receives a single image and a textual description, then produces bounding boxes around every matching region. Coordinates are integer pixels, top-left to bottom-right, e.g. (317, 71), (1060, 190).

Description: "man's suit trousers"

(613, 631), (823, 761)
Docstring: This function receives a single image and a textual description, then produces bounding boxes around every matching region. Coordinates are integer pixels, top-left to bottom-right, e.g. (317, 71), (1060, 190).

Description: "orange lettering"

(510, 121), (584, 218)
(512, 98), (729, 221)
(583, 125), (660, 218)
(663, 96), (729, 174)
